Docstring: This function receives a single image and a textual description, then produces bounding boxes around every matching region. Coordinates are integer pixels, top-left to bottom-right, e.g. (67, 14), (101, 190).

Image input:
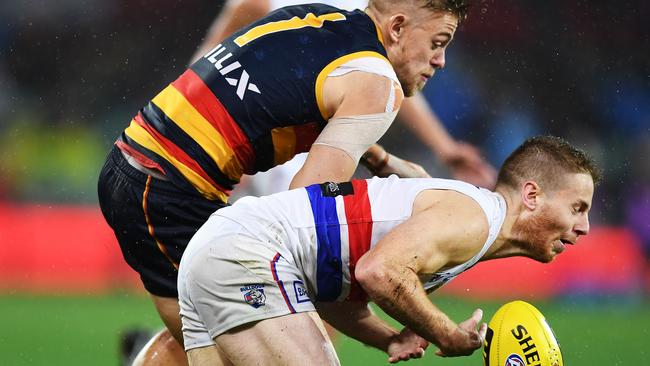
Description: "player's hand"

(440, 141), (496, 189)
(387, 327), (429, 363)
(375, 154), (431, 178)
(435, 308), (487, 357)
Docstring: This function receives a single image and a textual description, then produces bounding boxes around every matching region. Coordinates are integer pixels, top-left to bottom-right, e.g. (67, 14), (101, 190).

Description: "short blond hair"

(368, 0), (470, 22)
(496, 136), (602, 191)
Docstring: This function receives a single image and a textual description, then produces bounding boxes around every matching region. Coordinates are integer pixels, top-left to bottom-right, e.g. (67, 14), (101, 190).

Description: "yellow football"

(483, 300), (563, 366)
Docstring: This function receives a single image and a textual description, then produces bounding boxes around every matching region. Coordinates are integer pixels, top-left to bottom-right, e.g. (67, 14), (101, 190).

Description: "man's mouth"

(554, 238), (574, 254)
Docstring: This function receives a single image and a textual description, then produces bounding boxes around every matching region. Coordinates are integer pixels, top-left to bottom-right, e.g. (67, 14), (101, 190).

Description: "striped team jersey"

(118, 4), (391, 202)
(215, 175), (507, 302)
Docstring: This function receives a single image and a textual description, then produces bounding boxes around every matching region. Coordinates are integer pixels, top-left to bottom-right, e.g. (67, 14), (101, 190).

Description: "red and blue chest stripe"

(305, 179), (373, 302)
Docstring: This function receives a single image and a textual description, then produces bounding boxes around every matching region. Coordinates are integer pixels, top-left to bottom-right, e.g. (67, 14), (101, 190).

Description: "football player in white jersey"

(178, 135), (599, 365)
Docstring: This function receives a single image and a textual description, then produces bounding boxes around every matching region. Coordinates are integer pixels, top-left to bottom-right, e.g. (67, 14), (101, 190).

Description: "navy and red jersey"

(118, 4), (389, 202)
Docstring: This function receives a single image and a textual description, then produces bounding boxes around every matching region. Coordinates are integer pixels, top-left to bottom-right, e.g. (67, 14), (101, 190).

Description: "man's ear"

(388, 14), (406, 43)
(521, 181), (541, 210)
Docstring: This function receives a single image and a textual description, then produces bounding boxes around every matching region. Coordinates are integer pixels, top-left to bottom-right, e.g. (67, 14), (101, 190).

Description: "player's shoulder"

(416, 185), (490, 239)
(350, 71), (403, 108)
(325, 71), (403, 117)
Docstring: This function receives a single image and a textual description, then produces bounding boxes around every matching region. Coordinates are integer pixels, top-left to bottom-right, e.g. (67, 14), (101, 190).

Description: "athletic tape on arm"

(313, 110), (398, 162)
(316, 57), (401, 162)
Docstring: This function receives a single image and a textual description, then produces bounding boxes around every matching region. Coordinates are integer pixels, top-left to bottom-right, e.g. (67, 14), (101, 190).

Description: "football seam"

(524, 303), (554, 348)
(495, 304), (507, 363)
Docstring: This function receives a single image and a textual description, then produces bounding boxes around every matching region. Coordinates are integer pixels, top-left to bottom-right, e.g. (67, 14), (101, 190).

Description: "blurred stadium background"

(1, 0), (648, 365)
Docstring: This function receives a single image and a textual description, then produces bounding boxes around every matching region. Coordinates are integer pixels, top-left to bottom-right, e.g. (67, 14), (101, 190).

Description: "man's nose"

(574, 214), (590, 236)
(431, 49), (446, 69)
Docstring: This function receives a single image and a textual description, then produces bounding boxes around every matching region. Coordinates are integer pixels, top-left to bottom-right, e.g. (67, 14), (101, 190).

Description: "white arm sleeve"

(313, 110), (398, 162)
(329, 57), (400, 113)
(328, 56), (399, 85)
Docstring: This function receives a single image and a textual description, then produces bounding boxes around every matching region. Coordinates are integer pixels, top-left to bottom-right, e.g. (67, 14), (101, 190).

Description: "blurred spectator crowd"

(0, 1), (648, 255)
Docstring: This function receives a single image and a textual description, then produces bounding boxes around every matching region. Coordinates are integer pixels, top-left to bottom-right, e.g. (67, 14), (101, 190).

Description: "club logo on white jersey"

(204, 44), (261, 100)
(240, 284), (266, 308)
(505, 354), (525, 366)
(320, 181), (354, 197)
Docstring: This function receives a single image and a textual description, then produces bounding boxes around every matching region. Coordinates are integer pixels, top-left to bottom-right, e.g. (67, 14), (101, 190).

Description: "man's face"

(515, 173), (595, 263)
(387, 11), (459, 97)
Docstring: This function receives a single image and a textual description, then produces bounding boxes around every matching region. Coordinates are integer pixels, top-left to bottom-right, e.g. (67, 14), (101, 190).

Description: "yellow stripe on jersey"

(314, 51), (391, 120)
(271, 126), (297, 165)
(234, 12), (346, 47)
(124, 121), (229, 202)
(151, 85), (244, 181)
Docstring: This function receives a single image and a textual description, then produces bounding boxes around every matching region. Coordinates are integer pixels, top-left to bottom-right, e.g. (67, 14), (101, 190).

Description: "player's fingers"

(420, 339), (430, 350)
(479, 322), (488, 340)
(472, 308), (484, 323)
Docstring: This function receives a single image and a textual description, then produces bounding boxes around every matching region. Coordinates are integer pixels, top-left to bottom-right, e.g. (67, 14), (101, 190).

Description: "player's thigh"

(216, 311), (339, 366)
(132, 328), (188, 366)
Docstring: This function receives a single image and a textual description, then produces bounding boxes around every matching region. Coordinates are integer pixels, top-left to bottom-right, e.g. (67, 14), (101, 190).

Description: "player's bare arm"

(355, 190), (489, 356)
(189, 0), (270, 64)
(290, 71), (404, 189)
(316, 301), (429, 363)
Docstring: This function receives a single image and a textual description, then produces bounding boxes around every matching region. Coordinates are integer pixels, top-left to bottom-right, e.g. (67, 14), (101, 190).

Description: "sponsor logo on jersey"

(320, 181), (354, 197)
(205, 44), (261, 100)
(505, 354), (525, 366)
(293, 280), (310, 303)
(240, 284), (266, 308)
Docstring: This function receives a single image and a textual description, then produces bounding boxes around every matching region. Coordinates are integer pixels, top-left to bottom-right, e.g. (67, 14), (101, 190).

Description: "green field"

(1, 293), (648, 365)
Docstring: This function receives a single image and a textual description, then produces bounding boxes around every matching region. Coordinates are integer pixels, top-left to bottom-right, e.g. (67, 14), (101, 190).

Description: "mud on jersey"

(119, 4), (390, 202)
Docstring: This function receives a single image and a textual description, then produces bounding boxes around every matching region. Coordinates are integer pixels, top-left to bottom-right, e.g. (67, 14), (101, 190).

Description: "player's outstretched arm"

(315, 301), (428, 363)
(189, 0), (270, 64)
(290, 71), (406, 189)
(355, 191), (489, 356)
(360, 143), (431, 178)
(398, 94), (497, 187)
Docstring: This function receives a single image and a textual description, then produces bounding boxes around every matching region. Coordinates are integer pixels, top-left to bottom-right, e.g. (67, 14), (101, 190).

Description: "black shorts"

(97, 145), (226, 297)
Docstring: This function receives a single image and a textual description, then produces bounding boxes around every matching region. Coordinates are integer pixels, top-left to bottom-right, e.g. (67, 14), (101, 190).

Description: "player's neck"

(482, 188), (528, 260)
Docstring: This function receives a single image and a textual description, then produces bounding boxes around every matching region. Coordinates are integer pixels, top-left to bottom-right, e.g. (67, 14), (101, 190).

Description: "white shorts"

(178, 216), (316, 351)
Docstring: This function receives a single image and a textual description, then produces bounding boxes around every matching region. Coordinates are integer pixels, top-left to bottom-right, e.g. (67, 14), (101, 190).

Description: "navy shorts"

(97, 145), (226, 297)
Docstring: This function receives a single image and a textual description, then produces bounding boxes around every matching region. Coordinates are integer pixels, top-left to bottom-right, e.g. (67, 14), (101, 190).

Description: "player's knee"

(132, 329), (188, 366)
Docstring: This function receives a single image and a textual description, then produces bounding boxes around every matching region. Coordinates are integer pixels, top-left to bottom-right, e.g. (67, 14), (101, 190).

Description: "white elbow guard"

(313, 110), (398, 163)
